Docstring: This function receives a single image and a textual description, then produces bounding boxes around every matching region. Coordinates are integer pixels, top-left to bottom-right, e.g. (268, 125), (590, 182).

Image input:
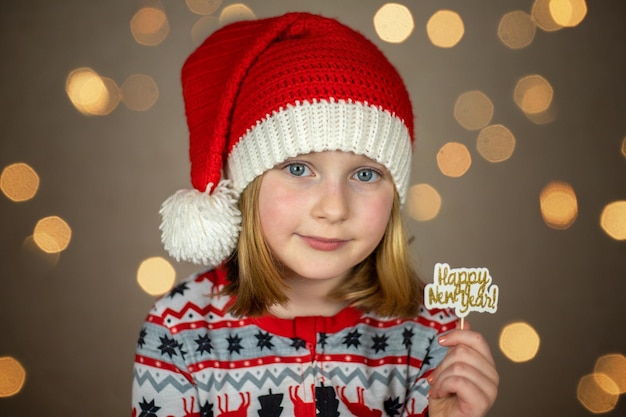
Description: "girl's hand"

(427, 324), (499, 417)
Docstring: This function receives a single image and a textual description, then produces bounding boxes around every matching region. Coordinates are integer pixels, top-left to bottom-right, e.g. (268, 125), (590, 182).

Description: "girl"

(132, 12), (498, 417)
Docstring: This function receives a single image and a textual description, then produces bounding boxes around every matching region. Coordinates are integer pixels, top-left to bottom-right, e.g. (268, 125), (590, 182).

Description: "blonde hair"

(224, 175), (423, 317)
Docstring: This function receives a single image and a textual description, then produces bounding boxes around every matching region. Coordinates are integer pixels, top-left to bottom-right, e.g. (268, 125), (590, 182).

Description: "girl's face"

(258, 150), (395, 286)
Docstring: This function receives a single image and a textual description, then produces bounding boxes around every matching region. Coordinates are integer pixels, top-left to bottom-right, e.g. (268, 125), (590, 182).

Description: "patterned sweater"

(132, 269), (457, 417)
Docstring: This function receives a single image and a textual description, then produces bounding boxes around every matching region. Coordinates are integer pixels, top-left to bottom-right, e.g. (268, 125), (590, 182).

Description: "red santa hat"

(160, 12), (414, 266)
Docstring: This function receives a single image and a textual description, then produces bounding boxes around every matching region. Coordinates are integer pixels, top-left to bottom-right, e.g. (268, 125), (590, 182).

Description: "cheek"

(356, 197), (393, 244)
(258, 177), (295, 235)
(360, 192), (395, 236)
(371, 208), (393, 237)
(258, 185), (278, 235)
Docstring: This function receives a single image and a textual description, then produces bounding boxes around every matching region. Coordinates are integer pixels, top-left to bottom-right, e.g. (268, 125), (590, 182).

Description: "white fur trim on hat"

(228, 99), (412, 203)
(159, 179), (241, 266)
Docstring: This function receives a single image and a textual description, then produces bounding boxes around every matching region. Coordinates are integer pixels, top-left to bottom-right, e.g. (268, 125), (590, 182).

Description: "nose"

(311, 179), (350, 222)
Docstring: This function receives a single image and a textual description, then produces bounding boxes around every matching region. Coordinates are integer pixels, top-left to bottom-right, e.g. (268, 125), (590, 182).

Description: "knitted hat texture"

(160, 12), (415, 266)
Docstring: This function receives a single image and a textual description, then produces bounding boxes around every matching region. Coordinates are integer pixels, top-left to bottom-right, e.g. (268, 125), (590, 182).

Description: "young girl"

(132, 12), (498, 417)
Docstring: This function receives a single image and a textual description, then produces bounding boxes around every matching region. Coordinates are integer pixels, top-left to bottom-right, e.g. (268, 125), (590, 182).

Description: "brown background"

(1, 0), (625, 416)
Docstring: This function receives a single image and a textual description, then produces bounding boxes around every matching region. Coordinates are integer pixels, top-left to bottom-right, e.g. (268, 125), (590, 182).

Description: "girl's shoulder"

(148, 267), (232, 324)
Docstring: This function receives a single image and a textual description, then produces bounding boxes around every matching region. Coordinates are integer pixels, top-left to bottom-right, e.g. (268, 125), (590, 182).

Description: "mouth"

(298, 235), (348, 251)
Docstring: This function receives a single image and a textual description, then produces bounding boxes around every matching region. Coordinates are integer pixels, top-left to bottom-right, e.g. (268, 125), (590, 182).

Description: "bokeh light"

(66, 68), (121, 116)
(532, 0), (564, 32)
(498, 10), (536, 50)
(523, 105), (557, 125)
(454, 90), (494, 131)
(0, 163), (40, 202)
(514, 74), (554, 115)
(426, 10), (464, 48)
(406, 183), (442, 222)
(476, 124), (516, 163)
(98, 77), (122, 115)
(0, 1), (624, 416)
(191, 15), (220, 45)
(137, 257), (176, 296)
(373, 3), (414, 44)
(594, 353), (626, 394)
(186, 0), (222, 15)
(600, 201), (626, 241)
(539, 181), (578, 230)
(130, 6), (170, 46)
(0, 356), (27, 397)
(577, 373), (619, 414)
(549, 0), (587, 27)
(218, 3), (255, 25)
(437, 142), (471, 178)
(499, 321), (541, 363)
(33, 216), (72, 254)
(121, 74), (159, 111)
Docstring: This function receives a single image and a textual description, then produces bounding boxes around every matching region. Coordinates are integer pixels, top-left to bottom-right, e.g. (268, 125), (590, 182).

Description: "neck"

(270, 276), (348, 318)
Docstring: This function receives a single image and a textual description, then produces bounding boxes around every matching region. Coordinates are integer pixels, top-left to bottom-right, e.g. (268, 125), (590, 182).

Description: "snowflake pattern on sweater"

(132, 269), (457, 417)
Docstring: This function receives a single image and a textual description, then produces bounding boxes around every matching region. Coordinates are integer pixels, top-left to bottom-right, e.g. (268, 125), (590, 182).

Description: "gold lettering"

(424, 263), (499, 318)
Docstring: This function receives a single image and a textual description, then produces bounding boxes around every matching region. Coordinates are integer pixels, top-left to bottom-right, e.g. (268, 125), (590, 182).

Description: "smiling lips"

(299, 235), (348, 251)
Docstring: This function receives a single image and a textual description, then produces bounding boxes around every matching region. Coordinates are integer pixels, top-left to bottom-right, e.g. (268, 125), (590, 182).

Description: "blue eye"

(354, 168), (380, 182)
(286, 163), (310, 176)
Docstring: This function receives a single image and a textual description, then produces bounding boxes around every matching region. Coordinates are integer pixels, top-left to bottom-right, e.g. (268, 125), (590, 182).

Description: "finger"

(430, 337), (499, 390)
(439, 340), (498, 378)
(429, 357), (498, 403)
(430, 374), (495, 417)
(428, 330), (499, 417)
(439, 329), (495, 365)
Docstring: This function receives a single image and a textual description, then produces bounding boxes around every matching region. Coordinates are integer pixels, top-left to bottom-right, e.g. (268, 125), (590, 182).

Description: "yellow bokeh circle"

(33, 216), (72, 253)
(0, 356), (27, 397)
(577, 373), (618, 414)
(1, 163), (40, 202)
(373, 3), (414, 44)
(137, 257), (176, 296)
(426, 10), (464, 48)
(600, 201), (626, 241)
(407, 183), (442, 222)
(539, 181), (578, 230)
(499, 321), (540, 362)
(437, 142), (471, 178)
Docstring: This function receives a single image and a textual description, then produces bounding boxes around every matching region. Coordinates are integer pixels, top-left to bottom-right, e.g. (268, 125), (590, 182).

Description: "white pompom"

(159, 179), (241, 266)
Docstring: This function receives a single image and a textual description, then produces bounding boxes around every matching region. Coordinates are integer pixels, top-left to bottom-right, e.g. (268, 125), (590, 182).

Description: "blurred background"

(1, 0), (625, 416)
